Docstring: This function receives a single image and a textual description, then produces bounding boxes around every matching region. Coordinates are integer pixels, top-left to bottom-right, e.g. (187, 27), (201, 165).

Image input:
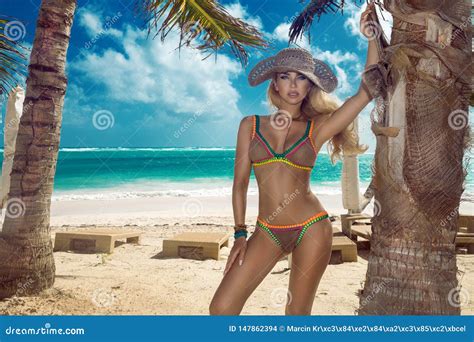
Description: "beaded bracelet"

(233, 224), (248, 231)
(234, 230), (248, 239)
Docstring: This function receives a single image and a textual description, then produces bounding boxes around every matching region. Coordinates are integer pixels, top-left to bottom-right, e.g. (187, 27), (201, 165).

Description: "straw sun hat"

(247, 47), (338, 93)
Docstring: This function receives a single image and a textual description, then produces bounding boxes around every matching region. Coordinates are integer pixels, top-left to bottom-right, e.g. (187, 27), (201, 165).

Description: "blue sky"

(0, 0), (394, 151)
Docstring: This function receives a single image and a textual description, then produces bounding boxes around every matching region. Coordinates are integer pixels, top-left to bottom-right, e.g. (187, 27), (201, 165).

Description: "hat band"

(274, 58), (315, 73)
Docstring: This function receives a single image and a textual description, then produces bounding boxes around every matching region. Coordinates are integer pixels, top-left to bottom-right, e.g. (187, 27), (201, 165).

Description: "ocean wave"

(58, 147), (235, 152)
(51, 181), (351, 201)
(52, 187), (254, 201)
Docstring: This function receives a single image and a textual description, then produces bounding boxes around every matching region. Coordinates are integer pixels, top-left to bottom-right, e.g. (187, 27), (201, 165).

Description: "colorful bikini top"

(249, 114), (318, 171)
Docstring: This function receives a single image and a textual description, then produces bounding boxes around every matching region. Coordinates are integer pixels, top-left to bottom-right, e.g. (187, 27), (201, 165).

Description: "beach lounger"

(162, 232), (230, 260)
(458, 215), (474, 253)
(340, 213), (371, 240)
(53, 229), (142, 254)
(341, 213), (474, 253)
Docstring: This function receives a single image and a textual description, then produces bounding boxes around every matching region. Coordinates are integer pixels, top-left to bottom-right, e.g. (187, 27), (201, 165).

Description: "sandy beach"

(1, 193), (472, 315)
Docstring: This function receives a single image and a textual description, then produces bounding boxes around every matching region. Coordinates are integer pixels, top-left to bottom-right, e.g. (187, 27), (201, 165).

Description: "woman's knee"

(209, 297), (241, 315)
(285, 304), (312, 315)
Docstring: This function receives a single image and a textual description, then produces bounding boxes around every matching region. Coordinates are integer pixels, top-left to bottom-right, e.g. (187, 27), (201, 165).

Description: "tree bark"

(358, 0), (471, 314)
(0, 0), (77, 298)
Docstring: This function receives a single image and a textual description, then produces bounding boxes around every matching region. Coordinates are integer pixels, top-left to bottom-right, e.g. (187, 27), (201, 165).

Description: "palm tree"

(0, 17), (28, 98)
(289, 0), (471, 314)
(0, 0), (267, 299)
(137, 0), (267, 65)
(0, 0), (77, 298)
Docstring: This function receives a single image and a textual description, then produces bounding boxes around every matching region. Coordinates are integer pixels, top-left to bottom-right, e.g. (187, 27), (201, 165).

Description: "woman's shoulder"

(241, 114), (265, 124)
(238, 115), (258, 131)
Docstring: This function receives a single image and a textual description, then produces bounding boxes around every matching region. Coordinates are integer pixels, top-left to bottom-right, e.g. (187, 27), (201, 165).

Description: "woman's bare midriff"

(254, 166), (326, 224)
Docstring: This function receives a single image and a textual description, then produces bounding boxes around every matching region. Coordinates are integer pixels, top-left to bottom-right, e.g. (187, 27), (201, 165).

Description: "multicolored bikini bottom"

(256, 211), (329, 253)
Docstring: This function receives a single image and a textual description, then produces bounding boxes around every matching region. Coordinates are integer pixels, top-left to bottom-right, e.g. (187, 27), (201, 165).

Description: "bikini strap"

(254, 114), (260, 137)
(308, 119), (317, 152)
(251, 115), (257, 140)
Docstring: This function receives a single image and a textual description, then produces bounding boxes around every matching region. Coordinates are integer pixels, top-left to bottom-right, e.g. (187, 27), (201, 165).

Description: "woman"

(210, 3), (379, 315)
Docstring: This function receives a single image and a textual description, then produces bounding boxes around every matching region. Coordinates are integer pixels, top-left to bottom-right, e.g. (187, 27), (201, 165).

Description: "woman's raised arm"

(314, 3), (381, 146)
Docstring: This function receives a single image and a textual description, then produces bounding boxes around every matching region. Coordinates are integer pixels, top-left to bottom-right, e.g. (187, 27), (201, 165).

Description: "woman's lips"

(288, 92), (299, 98)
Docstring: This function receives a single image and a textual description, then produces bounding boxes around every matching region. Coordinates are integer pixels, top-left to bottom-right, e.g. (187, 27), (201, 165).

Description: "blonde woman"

(210, 4), (378, 315)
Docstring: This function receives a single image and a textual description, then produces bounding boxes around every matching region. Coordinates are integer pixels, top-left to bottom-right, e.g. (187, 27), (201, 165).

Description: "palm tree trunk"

(358, 0), (471, 314)
(0, 0), (76, 298)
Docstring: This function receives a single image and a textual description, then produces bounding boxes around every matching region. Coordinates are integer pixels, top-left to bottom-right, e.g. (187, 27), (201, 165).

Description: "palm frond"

(137, 0), (268, 65)
(0, 18), (28, 99)
(289, 0), (365, 43)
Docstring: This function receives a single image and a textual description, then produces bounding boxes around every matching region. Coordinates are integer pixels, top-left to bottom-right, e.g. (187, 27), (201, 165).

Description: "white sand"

(0, 194), (472, 315)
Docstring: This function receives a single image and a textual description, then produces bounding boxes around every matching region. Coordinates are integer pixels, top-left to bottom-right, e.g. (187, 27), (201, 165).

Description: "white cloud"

(311, 47), (361, 95)
(72, 15), (243, 121)
(223, 1), (264, 31)
(271, 22), (311, 50)
(344, 2), (392, 50)
(78, 10), (102, 36)
(272, 22), (289, 41)
(77, 7), (123, 40)
(314, 48), (359, 66)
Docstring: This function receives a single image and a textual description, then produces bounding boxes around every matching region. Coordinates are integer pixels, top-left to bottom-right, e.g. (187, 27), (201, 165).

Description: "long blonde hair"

(267, 74), (368, 164)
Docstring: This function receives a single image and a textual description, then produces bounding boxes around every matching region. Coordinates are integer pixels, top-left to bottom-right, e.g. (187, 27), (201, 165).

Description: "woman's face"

(273, 71), (313, 104)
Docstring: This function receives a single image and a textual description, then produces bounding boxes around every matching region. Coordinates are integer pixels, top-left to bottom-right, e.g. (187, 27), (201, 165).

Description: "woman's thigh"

(209, 227), (287, 315)
(286, 219), (333, 315)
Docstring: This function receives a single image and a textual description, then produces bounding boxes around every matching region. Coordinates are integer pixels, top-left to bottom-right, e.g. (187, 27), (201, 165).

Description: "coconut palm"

(289, 0), (471, 314)
(0, 17), (28, 97)
(0, 0), (267, 299)
(138, 0), (267, 64)
(0, 0), (77, 298)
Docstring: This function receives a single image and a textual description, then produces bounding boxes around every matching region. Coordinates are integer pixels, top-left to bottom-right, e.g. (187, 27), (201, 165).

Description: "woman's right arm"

(223, 116), (253, 275)
(232, 115), (253, 226)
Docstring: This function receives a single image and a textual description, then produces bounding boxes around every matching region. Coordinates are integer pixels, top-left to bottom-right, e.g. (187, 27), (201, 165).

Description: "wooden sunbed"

(162, 232), (230, 260)
(54, 229), (142, 254)
(341, 213), (474, 253)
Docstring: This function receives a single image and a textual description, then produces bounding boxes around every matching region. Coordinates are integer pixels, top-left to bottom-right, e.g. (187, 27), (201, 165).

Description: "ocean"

(0, 147), (472, 202)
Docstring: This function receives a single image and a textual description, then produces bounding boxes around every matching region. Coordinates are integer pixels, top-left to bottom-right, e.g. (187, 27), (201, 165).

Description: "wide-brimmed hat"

(247, 47), (338, 93)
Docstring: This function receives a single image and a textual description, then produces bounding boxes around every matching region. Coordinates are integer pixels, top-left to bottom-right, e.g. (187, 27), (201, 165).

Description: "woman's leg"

(209, 227), (287, 315)
(285, 218), (333, 315)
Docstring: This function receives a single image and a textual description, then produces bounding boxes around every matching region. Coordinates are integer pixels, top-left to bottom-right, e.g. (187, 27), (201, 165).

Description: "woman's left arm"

(314, 3), (380, 146)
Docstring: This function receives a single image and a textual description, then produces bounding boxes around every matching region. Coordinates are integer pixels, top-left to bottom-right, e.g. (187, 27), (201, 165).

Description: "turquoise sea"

(0, 147), (472, 202)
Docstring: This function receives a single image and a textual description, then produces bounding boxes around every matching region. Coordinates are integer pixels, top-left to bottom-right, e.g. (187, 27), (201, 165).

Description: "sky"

(0, 0), (394, 151)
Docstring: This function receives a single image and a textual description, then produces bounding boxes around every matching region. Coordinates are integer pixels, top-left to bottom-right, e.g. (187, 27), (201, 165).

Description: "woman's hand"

(223, 236), (247, 275)
(360, 2), (377, 39)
